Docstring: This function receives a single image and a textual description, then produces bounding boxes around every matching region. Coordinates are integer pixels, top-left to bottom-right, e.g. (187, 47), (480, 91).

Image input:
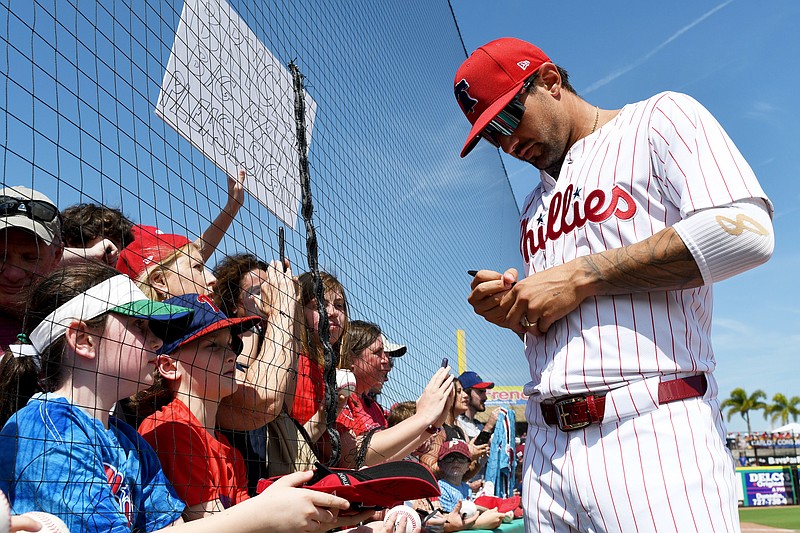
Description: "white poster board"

(155, 0), (316, 228)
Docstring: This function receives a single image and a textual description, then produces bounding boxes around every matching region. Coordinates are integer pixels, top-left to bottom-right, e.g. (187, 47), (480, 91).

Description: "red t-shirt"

(291, 353), (325, 424)
(337, 393), (387, 435)
(138, 398), (249, 508)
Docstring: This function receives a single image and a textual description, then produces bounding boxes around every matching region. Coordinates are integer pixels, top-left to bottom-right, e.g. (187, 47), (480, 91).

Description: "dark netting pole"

(289, 62), (341, 466)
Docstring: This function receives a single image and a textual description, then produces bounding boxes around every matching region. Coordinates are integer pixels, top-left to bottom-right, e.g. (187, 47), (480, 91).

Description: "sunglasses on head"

(479, 75), (538, 148)
(0, 196), (60, 224)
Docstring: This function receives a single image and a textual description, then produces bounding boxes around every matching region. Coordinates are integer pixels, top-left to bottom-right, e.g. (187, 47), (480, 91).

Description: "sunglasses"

(0, 196), (60, 223)
(479, 75), (537, 148)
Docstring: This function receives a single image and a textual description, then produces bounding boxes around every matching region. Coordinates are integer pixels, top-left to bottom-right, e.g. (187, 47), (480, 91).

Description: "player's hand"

(467, 269), (519, 330)
(500, 259), (591, 336)
(415, 367), (454, 427)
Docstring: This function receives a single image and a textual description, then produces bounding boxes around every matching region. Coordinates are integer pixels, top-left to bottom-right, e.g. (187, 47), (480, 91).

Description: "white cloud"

(583, 0), (736, 94)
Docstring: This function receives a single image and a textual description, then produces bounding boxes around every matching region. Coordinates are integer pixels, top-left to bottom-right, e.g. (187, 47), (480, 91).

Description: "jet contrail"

(583, 0), (735, 94)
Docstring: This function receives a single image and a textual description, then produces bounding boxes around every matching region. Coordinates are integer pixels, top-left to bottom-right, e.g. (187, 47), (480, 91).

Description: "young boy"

(436, 440), (472, 513)
(437, 440), (506, 530)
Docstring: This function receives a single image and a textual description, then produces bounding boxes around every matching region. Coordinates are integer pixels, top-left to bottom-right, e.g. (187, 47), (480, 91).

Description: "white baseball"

(335, 368), (356, 396)
(459, 499), (477, 519)
(0, 490), (10, 533)
(384, 505), (420, 533)
(20, 512), (70, 533)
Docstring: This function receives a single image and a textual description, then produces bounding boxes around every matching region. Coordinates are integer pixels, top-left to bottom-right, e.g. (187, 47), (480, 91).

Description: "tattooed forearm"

(578, 226), (703, 296)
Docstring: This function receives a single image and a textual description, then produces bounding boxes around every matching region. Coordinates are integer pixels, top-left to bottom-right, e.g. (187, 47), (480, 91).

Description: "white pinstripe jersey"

(520, 92), (770, 400)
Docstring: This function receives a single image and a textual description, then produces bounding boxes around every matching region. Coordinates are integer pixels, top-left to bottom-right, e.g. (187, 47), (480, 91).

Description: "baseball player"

(454, 38), (773, 532)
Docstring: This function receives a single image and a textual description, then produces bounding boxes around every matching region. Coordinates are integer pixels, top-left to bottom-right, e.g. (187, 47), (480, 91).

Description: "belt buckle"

(554, 396), (591, 431)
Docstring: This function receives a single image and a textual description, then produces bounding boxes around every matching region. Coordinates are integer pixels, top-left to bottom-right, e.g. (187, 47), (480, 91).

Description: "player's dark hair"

(526, 65), (576, 95)
(0, 262), (117, 426)
(60, 203), (135, 250)
(213, 253), (269, 318)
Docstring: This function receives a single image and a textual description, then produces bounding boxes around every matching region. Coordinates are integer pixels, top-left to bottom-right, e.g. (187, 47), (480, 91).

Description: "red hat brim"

(256, 461), (440, 509)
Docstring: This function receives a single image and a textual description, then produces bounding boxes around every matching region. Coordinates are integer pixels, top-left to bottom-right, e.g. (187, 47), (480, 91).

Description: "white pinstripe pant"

(522, 397), (739, 533)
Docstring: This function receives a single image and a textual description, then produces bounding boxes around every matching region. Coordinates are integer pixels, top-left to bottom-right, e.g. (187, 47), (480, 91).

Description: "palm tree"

(765, 394), (800, 427)
(721, 388), (768, 435)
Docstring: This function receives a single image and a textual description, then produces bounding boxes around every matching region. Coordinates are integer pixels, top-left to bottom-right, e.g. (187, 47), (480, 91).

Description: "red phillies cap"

(117, 225), (192, 279)
(438, 438), (471, 461)
(256, 461), (440, 510)
(453, 37), (550, 157)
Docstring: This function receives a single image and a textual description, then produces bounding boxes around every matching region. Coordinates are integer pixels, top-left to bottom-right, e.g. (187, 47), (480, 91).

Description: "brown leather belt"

(541, 375), (707, 431)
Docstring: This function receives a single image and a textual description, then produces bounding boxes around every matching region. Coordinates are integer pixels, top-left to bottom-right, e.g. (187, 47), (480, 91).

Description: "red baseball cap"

(438, 438), (471, 461)
(474, 495), (521, 513)
(453, 37), (550, 157)
(256, 461), (440, 510)
(117, 225), (192, 279)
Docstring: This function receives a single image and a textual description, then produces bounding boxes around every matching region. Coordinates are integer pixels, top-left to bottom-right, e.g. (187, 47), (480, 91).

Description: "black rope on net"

(289, 61), (341, 467)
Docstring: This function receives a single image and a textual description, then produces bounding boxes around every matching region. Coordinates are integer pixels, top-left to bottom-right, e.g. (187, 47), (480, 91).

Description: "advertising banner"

(739, 466), (796, 506)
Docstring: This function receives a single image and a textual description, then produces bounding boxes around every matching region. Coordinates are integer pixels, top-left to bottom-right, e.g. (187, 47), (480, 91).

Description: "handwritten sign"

(156, 0), (316, 228)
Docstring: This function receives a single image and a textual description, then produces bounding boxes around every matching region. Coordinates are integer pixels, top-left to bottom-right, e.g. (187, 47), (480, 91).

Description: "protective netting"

(0, 0), (524, 526)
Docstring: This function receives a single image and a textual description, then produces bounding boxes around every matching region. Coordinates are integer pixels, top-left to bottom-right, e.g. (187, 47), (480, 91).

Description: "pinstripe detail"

(519, 91), (759, 532)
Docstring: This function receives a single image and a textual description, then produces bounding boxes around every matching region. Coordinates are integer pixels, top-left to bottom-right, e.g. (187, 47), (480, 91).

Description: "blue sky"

(450, 0), (800, 432)
(1, 0), (796, 434)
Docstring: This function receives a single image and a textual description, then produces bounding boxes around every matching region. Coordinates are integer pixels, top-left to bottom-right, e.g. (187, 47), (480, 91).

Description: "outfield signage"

(738, 466), (796, 506)
(485, 386), (528, 406)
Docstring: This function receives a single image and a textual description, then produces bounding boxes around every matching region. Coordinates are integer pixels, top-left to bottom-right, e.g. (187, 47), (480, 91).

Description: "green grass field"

(740, 506), (800, 529)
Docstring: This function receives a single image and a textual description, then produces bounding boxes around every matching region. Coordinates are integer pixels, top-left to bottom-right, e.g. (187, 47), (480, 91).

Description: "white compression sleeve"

(673, 198), (774, 285)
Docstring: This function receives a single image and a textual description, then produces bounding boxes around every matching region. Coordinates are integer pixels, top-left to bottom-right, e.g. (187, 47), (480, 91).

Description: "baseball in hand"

(335, 368), (357, 396)
(459, 499), (477, 519)
(21, 512), (70, 533)
(384, 505), (420, 533)
(0, 490), (10, 533)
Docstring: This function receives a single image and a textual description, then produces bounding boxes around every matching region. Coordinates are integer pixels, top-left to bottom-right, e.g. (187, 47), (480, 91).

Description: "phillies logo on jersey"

(454, 79), (478, 114)
(520, 184), (637, 263)
(104, 463), (134, 526)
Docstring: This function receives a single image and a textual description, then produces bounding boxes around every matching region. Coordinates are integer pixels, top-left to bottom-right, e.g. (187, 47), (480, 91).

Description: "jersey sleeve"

(648, 92), (772, 217)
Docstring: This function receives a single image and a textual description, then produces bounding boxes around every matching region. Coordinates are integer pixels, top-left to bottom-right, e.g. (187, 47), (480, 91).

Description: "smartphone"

(441, 357), (449, 368)
(474, 431), (491, 446)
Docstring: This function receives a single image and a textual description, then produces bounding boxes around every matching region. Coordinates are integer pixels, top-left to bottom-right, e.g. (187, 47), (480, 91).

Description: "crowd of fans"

(0, 180), (521, 532)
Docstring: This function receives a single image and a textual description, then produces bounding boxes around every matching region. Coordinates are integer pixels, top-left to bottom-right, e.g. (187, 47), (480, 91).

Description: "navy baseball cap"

(157, 293), (260, 355)
(458, 371), (495, 390)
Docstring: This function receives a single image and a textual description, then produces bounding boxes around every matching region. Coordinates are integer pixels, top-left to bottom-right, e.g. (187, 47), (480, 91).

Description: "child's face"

(172, 328), (239, 401)
(161, 247), (217, 299)
(439, 454), (471, 477)
(100, 314), (163, 399)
